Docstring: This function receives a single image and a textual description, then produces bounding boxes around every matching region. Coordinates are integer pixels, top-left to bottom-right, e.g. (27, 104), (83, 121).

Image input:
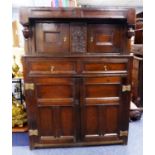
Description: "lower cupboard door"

(80, 76), (130, 143)
(37, 105), (76, 144)
(27, 78), (78, 147)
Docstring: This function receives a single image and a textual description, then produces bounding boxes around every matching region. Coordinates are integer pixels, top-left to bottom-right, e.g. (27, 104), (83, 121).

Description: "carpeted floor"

(12, 132), (29, 146)
(12, 118), (143, 155)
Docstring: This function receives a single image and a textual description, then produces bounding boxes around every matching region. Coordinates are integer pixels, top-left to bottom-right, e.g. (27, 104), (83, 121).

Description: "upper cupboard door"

(35, 23), (69, 54)
(88, 24), (125, 54)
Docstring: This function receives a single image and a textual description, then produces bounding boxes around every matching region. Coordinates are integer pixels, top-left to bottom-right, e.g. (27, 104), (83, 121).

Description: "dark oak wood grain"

(20, 7), (135, 149)
(131, 11), (143, 108)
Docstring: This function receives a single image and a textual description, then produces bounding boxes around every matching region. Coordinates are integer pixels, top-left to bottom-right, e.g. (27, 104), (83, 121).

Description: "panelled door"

(25, 76), (130, 147)
(35, 23), (69, 54)
(80, 76), (130, 143)
(27, 77), (78, 147)
(88, 24), (124, 54)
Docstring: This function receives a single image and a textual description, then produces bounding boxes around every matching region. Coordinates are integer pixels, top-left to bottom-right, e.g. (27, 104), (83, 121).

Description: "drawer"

(81, 60), (128, 74)
(27, 59), (76, 76)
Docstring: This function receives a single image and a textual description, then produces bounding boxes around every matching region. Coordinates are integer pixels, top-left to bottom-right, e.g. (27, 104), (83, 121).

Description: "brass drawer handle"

(63, 37), (67, 42)
(104, 65), (108, 71)
(51, 66), (55, 72)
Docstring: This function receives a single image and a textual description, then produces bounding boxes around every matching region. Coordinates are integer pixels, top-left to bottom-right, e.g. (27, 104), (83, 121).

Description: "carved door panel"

(80, 76), (129, 142)
(88, 24), (124, 54)
(70, 23), (87, 53)
(26, 77), (78, 147)
(35, 23), (69, 54)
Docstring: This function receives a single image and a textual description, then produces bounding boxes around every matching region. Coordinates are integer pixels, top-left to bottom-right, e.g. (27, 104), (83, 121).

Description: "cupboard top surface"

(20, 7), (135, 26)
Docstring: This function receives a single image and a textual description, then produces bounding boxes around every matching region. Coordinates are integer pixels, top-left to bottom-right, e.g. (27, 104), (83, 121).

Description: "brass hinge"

(120, 130), (128, 137)
(122, 85), (131, 92)
(29, 129), (38, 136)
(25, 83), (34, 90)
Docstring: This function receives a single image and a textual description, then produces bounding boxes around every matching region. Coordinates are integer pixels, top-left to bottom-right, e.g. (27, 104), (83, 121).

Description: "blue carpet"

(12, 132), (29, 146)
(12, 118), (143, 155)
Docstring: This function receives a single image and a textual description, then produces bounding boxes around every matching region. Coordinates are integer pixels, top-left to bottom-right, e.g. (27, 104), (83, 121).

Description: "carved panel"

(70, 24), (87, 53)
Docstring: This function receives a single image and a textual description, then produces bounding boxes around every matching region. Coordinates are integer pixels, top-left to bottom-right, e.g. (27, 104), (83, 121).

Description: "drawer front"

(23, 57), (129, 77)
(26, 59), (76, 76)
(81, 59), (128, 74)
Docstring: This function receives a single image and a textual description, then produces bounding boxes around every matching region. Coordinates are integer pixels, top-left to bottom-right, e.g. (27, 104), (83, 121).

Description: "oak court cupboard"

(20, 7), (135, 149)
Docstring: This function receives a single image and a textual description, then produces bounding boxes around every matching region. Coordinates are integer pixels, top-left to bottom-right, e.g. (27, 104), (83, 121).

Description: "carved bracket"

(22, 26), (32, 39)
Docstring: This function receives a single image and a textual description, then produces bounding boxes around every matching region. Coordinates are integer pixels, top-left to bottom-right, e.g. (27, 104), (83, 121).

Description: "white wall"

(12, 0), (51, 7)
(12, 0), (143, 8)
(78, 0), (143, 6)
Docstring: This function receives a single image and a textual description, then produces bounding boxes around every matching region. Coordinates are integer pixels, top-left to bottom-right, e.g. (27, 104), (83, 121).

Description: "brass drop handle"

(104, 65), (108, 71)
(51, 66), (55, 72)
(63, 37), (67, 42)
(90, 37), (94, 42)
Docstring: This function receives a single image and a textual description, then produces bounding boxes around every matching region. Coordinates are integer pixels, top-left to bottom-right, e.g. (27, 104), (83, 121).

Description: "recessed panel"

(85, 84), (120, 98)
(37, 85), (73, 98)
(85, 77), (121, 84)
(38, 107), (54, 136)
(105, 106), (118, 133)
(85, 106), (98, 135)
(96, 33), (113, 46)
(60, 107), (74, 136)
(44, 32), (60, 43)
